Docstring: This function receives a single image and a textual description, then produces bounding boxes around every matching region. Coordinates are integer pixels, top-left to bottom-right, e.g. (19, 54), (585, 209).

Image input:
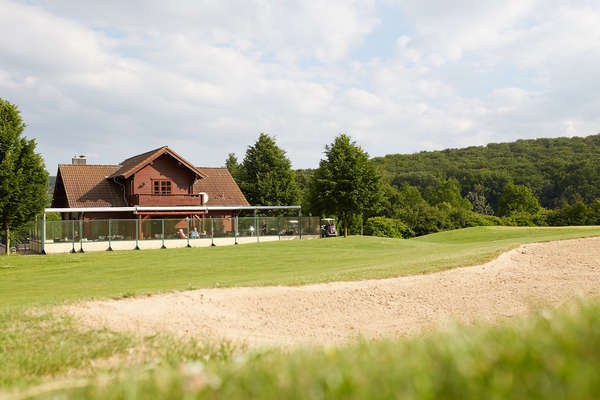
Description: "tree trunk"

(4, 225), (9, 256)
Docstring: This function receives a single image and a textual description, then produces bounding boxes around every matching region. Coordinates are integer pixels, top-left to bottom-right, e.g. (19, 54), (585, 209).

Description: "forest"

(297, 134), (600, 237)
(372, 134), (600, 210)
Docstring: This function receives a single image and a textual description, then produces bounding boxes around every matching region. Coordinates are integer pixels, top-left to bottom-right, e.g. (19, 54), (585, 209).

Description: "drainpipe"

(111, 177), (129, 206)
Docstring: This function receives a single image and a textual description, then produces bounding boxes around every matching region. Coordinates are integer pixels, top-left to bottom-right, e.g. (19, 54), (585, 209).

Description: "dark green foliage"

(47, 175), (56, 201)
(426, 177), (472, 210)
(465, 184), (494, 215)
(224, 153), (242, 182)
(373, 134), (600, 210)
(237, 134), (300, 208)
(295, 169), (314, 211)
(497, 183), (541, 217)
(0, 99), (48, 253)
(363, 217), (413, 238)
(309, 134), (384, 236)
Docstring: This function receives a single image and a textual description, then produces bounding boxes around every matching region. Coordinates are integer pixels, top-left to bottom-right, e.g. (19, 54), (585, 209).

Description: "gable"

(110, 146), (206, 180)
(132, 154), (197, 195)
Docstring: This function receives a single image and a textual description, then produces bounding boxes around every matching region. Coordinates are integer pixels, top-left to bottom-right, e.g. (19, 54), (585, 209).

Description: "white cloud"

(0, 0), (599, 173)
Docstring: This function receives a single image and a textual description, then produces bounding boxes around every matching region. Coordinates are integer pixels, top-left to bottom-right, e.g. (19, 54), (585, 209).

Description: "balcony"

(131, 194), (202, 207)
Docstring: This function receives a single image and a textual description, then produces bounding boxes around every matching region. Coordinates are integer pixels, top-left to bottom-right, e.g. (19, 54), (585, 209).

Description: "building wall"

(132, 154), (195, 196)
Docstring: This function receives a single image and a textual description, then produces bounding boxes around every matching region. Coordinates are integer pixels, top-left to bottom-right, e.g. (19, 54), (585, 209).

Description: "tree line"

(229, 133), (600, 238)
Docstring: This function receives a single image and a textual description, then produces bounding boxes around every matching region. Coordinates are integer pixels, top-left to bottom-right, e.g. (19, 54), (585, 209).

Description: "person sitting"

(190, 227), (199, 239)
(178, 228), (187, 239)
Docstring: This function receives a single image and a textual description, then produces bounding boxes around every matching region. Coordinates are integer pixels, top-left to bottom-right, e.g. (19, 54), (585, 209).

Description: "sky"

(1, 0), (600, 171)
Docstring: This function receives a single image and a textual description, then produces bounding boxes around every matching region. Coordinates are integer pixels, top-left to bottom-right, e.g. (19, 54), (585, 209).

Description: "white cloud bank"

(1, 0), (599, 171)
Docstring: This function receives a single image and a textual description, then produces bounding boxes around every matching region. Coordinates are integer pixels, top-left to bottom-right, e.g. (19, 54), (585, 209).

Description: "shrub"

(364, 217), (414, 238)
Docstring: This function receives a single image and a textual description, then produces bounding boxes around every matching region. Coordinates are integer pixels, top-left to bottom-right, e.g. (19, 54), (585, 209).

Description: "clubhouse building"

(51, 146), (250, 220)
(34, 146), (314, 254)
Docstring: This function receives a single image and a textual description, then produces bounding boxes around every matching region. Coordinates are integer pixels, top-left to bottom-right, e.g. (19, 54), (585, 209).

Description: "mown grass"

(1, 227), (600, 398)
(21, 300), (600, 400)
(1, 226), (599, 308)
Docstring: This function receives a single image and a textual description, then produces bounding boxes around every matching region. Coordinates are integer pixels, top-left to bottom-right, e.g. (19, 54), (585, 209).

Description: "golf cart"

(320, 218), (338, 237)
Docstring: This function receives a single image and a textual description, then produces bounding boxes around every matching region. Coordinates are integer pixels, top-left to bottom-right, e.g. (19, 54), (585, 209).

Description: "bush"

(364, 217), (414, 238)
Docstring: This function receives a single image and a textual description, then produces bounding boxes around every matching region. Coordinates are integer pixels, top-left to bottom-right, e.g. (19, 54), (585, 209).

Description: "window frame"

(152, 179), (172, 195)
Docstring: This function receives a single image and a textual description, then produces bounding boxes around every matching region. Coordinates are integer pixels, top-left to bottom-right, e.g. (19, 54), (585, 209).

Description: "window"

(153, 180), (172, 195)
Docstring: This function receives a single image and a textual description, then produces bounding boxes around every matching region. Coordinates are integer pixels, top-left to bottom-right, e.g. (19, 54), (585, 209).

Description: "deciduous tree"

(309, 134), (383, 237)
(497, 183), (541, 217)
(0, 99), (48, 255)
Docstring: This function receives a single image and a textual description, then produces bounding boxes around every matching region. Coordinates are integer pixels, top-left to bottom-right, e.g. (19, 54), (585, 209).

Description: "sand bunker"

(66, 237), (600, 347)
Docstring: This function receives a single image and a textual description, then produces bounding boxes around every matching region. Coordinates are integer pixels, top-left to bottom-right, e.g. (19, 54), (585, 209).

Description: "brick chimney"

(72, 155), (87, 165)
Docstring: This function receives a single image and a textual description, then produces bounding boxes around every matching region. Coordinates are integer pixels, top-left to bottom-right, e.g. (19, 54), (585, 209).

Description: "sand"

(65, 237), (600, 347)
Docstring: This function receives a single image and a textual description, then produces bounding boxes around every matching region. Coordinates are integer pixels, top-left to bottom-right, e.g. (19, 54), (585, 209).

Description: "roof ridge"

(58, 164), (120, 167)
(117, 146), (166, 166)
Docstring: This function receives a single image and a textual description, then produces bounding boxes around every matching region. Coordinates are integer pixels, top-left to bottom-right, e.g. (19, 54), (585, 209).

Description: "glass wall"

(212, 217), (235, 238)
(110, 219), (137, 241)
(45, 220), (74, 242)
(33, 215), (319, 251)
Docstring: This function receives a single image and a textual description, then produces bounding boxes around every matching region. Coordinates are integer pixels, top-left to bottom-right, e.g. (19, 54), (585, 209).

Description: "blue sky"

(1, 0), (599, 171)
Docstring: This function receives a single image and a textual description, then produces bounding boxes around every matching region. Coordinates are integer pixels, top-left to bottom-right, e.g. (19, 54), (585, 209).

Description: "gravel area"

(65, 237), (600, 347)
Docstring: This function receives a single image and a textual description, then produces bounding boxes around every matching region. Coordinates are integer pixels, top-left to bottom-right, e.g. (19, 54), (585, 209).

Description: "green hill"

(372, 134), (600, 210)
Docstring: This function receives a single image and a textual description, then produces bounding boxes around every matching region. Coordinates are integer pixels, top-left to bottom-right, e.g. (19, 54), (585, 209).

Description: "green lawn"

(2, 226), (600, 398)
(1, 226), (599, 308)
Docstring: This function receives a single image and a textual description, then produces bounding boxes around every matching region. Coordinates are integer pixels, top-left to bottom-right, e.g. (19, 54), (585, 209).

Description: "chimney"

(72, 155), (87, 165)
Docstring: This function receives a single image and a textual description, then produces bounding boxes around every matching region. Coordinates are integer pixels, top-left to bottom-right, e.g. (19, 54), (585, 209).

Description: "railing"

(131, 193), (202, 206)
(31, 216), (322, 254)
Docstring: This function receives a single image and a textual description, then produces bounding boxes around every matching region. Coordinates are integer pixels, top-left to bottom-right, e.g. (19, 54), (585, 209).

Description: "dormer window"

(153, 179), (172, 195)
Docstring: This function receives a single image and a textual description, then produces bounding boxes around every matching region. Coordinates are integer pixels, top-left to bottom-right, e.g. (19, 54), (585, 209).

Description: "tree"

(466, 184), (494, 215)
(225, 153), (242, 182)
(497, 183), (541, 217)
(309, 134), (383, 237)
(427, 178), (471, 210)
(0, 99), (48, 255)
(238, 133), (299, 207)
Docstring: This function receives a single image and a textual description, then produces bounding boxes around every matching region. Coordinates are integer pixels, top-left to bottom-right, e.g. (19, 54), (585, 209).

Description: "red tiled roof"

(109, 146), (206, 179)
(53, 164), (125, 207)
(194, 168), (249, 207)
(51, 163), (248, 209)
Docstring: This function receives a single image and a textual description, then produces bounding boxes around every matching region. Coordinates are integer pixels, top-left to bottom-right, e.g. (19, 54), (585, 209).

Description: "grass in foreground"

(1, 226), (599, 308)
(0, 309), (241, 392)
(17, 300), (600, 400)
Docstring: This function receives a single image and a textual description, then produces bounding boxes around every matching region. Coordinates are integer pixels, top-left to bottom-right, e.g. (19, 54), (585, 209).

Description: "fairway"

(2, 226), (600, 399)
(2, 226), (600, 309)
